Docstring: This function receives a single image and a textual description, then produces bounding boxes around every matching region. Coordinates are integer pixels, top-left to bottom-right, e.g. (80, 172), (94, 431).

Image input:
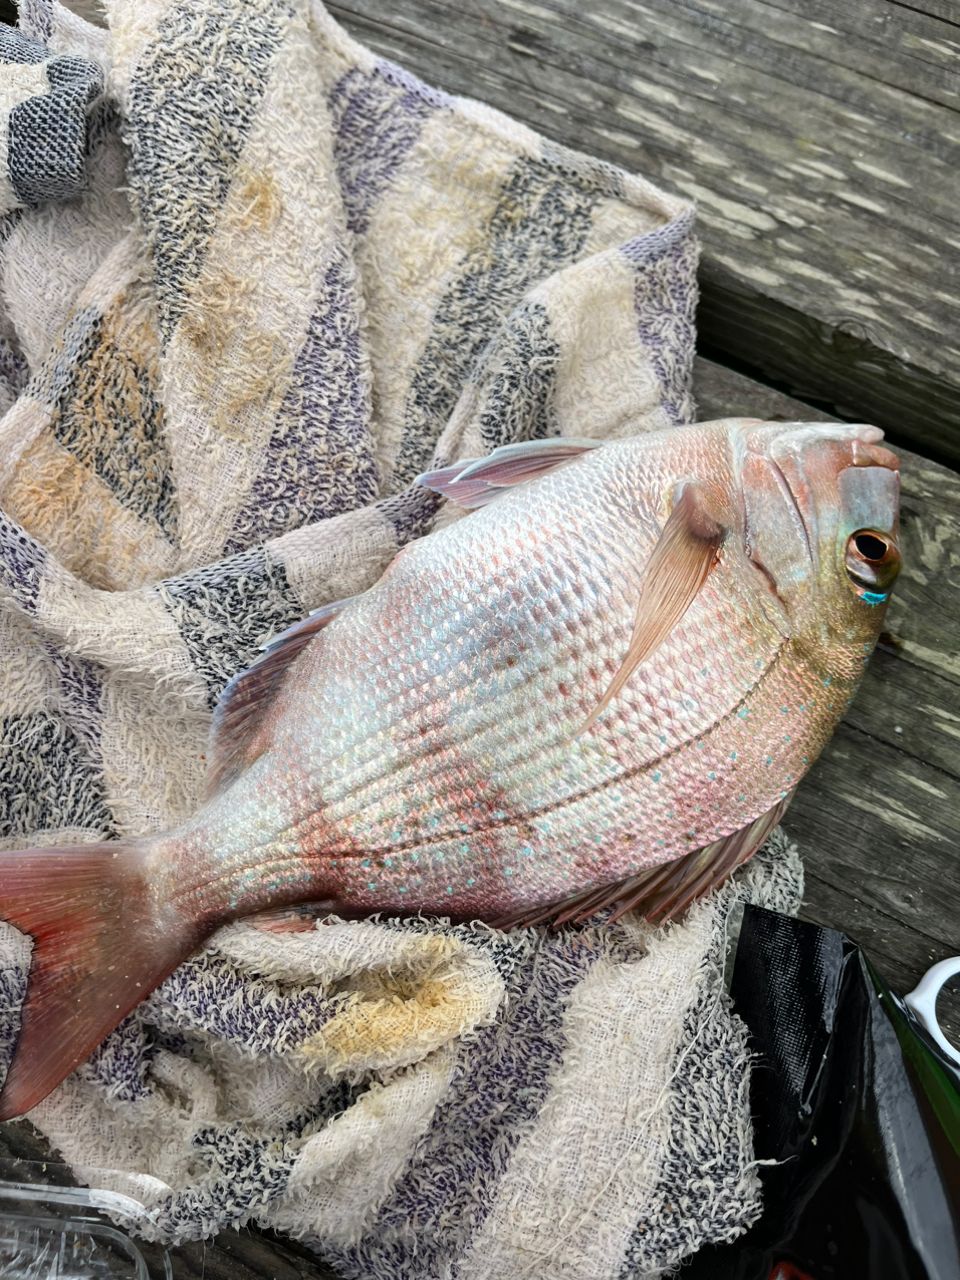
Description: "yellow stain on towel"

(233, 168), (283, 233)
(180, 260), (293, 440)
(300, 936), (491, 1074)
(1, 433), (175, 590)
(0, 295), (177, 589)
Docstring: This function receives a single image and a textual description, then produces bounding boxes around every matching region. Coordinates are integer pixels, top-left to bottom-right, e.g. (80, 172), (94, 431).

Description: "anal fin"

(246, 901), (337, 934)
(493, 793), (794, 931)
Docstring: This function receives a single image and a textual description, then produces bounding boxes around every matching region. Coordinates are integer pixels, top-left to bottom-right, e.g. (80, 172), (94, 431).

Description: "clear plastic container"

(0, 1159), (174, 1279)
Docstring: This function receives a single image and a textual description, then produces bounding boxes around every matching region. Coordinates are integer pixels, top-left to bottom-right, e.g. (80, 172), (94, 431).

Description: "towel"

(0, 1), (803, 1274)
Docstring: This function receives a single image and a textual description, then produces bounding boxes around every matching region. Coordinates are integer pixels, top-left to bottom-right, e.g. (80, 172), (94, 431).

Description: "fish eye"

(845, 528), (901, 598)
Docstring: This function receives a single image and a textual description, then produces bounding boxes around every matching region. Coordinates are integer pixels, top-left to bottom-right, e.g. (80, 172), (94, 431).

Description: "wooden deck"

(330, 0), (960, 467)
(2, 2), (958, 1276)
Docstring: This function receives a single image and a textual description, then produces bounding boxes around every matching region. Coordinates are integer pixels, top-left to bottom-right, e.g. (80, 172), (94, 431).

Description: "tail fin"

(0, 841), (194, 1120)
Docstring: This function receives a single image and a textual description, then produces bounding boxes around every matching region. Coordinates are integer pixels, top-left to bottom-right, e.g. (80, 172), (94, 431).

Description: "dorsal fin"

(418, 438), (602, 509)
(581, 484), (724, 731)
(205, 596), (353, 798)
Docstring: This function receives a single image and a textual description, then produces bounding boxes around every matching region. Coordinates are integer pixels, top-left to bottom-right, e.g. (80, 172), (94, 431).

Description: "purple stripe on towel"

(329, 64), (435, 236)
(0, 509), (46, 613)
(147, 948), (342, 1055)
(328, 925), (604, 1278)
(622, 209), (698, 426)
(127, 0), (293, 340)
(224, 251), (378, 553)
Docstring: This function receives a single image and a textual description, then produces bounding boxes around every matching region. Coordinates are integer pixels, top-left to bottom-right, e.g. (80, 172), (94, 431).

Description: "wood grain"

(329, 0), (960, 465)
(694, 356), (960, 1043)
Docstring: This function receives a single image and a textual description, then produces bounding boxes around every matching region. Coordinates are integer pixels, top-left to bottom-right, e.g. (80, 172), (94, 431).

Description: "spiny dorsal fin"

(582, 484), (723, 731)
(418, 438), (602, 509)
(206, 596), (353, 798)
(492, 793), (793, 931)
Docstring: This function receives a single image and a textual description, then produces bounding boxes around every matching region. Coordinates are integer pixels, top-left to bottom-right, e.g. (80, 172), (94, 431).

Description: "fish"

(0, 417), (901, 1119)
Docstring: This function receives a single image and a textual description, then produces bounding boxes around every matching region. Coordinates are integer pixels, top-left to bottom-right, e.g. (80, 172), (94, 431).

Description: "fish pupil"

(853, 531), (887, 561)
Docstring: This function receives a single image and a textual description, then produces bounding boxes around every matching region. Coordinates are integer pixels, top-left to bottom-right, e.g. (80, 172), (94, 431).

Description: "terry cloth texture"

(0, 0), (803, 1274)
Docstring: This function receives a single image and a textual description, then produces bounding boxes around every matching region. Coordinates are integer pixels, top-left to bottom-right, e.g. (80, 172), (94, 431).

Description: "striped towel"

(0, 1), (802, 1274)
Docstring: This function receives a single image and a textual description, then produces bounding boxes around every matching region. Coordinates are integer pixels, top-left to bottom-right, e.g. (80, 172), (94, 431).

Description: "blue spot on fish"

(862, 590), (888, 606)
(738, 708), (749, 719)
(652, 770), (662, 782)
(708, 771), (716, 781)
(730, 751), (737, 761)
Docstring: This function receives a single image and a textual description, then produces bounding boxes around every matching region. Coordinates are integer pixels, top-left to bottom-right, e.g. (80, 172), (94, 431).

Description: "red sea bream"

(0, 417), (901, 1118)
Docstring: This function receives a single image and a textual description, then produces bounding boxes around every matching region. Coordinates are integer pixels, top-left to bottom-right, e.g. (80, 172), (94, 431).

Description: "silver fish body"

(0, 417), (902, 1118)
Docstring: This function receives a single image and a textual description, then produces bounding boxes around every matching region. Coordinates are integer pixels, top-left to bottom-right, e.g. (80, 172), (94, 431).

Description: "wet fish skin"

(0, 417), (901, 1118)
(157, 419), (899, 924)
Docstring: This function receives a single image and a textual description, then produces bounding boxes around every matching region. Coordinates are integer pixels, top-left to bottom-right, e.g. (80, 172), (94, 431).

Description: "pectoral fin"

(582, 485), (723, 731)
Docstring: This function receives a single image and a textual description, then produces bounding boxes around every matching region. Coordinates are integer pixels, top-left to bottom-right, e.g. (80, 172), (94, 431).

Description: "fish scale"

(0, 417), (902, 1119)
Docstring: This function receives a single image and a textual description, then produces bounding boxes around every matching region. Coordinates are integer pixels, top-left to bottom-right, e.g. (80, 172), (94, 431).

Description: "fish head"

(736, 420), (901, 678)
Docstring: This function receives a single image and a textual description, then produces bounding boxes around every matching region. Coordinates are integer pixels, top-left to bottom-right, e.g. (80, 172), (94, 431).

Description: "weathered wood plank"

(330, 0), (960, 465)
(694, 357), (960, 1043)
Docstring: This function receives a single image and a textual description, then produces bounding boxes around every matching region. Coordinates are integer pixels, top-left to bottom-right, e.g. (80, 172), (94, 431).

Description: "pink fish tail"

(0, 839), (195, 1120)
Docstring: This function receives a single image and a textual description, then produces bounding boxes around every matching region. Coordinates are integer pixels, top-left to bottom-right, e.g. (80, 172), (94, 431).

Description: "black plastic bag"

(685, 906), (960, 1280)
